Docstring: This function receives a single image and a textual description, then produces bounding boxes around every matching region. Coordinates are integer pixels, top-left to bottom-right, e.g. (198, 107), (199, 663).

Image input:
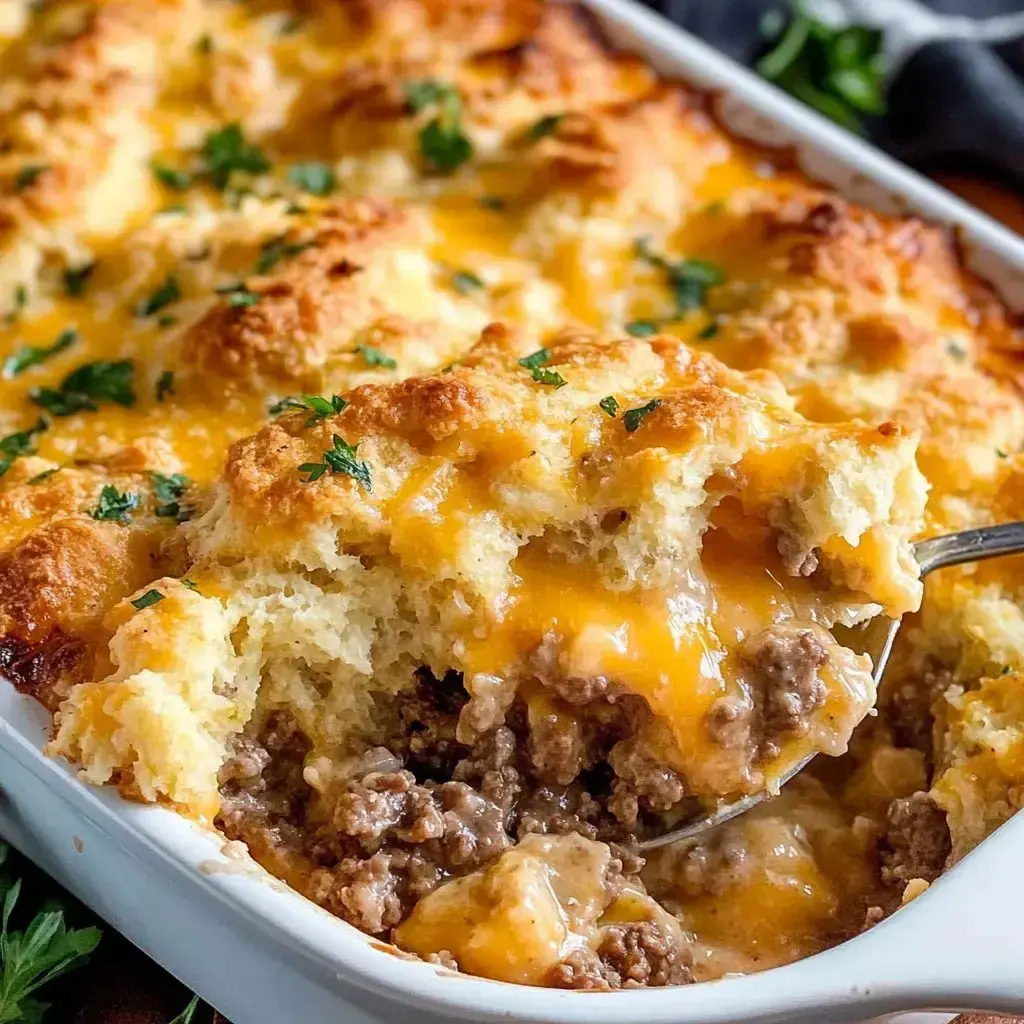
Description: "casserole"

(3, 0), (1024, 1018)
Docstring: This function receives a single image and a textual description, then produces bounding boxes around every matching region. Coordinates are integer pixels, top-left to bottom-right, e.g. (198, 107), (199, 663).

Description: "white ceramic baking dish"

(4, 2), (1024, 1021)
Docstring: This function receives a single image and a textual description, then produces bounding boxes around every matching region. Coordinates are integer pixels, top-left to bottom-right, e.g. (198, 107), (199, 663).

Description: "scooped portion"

(48, 328), (926, 983)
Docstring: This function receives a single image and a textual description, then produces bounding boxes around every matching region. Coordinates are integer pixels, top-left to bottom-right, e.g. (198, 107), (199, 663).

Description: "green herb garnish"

(131, 589), (164, 610)
(697, 318), (720, 339)
(623, 398), (662, 433)
(0, 841), (102, 1024)
(3, 328), (77, 377)
(151, 162), (194, 191)
(28, 467), (58, 484)
(196, 33), (213, 54)
(7, 284), (27, 324)
(404, 80), (473, 174)
(63, 262), (96, 297)
(518, 348), (567, 389)
(155, 369), (175, 402)
(180, 578), (199, 592)
(451, 269), (484, 295)
(270, 393), (348, 424)
(299, 434), (372, 490)
(215, 282), (260, 307)
(13, 164), (48, 192)
(635, 237), (725, 313)
(625, 320), (659, 338)
(355, 345), (397, 369)
(90, 485), (139, 523)
(479, 195), (507, 211)
(287, 162), (335, 196)
(0, 418), (47, 478)
(200, 124), (270, 190)
(757, 7), (885, 133)
(599, 396), (619, 417)
(525, 114), (564, 142)
(134, 274), (181, 317)
(151, 471), (190, 521)
(30, 359), (135, 416)
(255, 236), (311, 274)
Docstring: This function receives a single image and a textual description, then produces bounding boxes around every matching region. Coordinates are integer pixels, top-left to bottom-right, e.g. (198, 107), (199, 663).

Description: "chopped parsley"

(151, 162), (194, 191)
(3, 327), (77, 378)
(697, 318), (720, 340)
(599, 395), (619, 417)
(180, 577), (200, 592)
(196, 33), (213, 54)
(997, 449), (1009, 459)
(30, 359), (135, 416)
(6, 283), (27, 324)
(518, 348), (567, 389)
(299, 434), (372, 490)
(152, 471), (191, 521)
(287, 162), (335, 196)
(90, 485), (139, 523)
(63, 262), (96, 297)
(634, 238), (725, 314)
(479, 195), (507, 212)
(216, 282), (260, 307)
(451, 269), (484, 295)
(625, 320), (659, 338)
(255, 236), (311, 274)
(134, 274), (181, 317)
(200, 124), (270, 190)
(131, 589), (165, 610)
(278, 14), (303, 35)
(28, 467), (58, 484)
(13, 164), (48, 192)
(756, 12), (885, 134)
(156, 369), (175, 401)
(355, 345), (397, 369)
(946, 338), (968, 361)
(0, 417), (47, 478)
(623, 398), (662, 433)
(403, 80), (473, 174)
(270, 393), (348, 425)
(525, 114), (564, 142)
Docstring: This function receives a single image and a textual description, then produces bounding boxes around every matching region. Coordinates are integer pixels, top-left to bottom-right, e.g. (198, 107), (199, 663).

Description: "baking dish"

(4, 0), (1024, 1020)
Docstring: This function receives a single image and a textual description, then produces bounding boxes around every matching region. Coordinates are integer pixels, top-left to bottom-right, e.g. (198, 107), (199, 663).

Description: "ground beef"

(881, 791), (951, 884)
(547, 922), (693, 989)
(531, 631), (619, 705)
(776, 533), (821, 577)
(330, 771), (445, 845)
(883, 666), (950, 759)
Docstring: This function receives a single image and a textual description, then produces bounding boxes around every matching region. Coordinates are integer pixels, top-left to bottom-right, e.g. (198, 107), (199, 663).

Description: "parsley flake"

(599, 396), (619, 418)
(355, 345), (397, 369)
(635, 238), (725, 313)
(151, 162), (194, 191)
(28, 467), (58, 484)
(156, 370), (175, 401)
(200, 124), (270, 190)
(946, 338), (967, 361)
(152, 471), (191, 521)
(625, 320), (659, 338)
(3, 327), (77, 378)
(623, 399), (662, 433)
(131, 589), (165, 610)
(525, 114), (564, 142)
(196, 33), (213, 54)
(90, 485), (139, 523)
(134, 274), (181, 317)
(270, 393), (348, 424)
(697, 318), (720, 340)
(6, 283), (27, 324)
(181, 577), (200, 592)
(518, 348), (567, 389)
(403, 80), (473, 174)
(299, 434), (372, 490)
(287, 162), (335, 196)
(63, 262), (96, 297)
(479, 195), (507, 212)
(216, 282), (260, 307)
(13, 164), (48, 192)
(30, 359), (135, 416)
(0, 417), (47, 478)
(451, 269), (484, 295)
(256, 236), (311, 274)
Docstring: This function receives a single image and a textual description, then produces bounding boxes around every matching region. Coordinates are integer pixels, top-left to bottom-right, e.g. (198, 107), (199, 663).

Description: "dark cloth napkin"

(642, 0), (1024, 188)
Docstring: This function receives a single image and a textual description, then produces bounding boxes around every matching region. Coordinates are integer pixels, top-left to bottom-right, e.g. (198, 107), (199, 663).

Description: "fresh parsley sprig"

(90, 485), (139, 523)
(757, 5), (886, 133)
(270, 394), (348, 425)
(354, 345), (397, 370)
(152, 472), (191, 521)
(299, 434), (372, 490)
(201, 124), (270, 190)
(0, 841), (101, 1024)
(634, 238), (724, 314)
(255, 237), (311, 275)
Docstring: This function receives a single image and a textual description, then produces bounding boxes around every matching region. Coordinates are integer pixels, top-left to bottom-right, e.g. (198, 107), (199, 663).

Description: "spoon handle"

(916, 520), (1024, 575)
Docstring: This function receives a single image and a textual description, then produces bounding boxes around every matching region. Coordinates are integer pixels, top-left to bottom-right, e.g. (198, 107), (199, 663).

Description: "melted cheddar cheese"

(1, 0), (1023, 994)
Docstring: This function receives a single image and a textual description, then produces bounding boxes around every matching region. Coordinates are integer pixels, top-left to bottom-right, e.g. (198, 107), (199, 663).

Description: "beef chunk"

(881, 791), (951, 884)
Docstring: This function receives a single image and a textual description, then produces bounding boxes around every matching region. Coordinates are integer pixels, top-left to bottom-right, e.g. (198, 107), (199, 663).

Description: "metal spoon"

(638, 520), (1024, 852)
